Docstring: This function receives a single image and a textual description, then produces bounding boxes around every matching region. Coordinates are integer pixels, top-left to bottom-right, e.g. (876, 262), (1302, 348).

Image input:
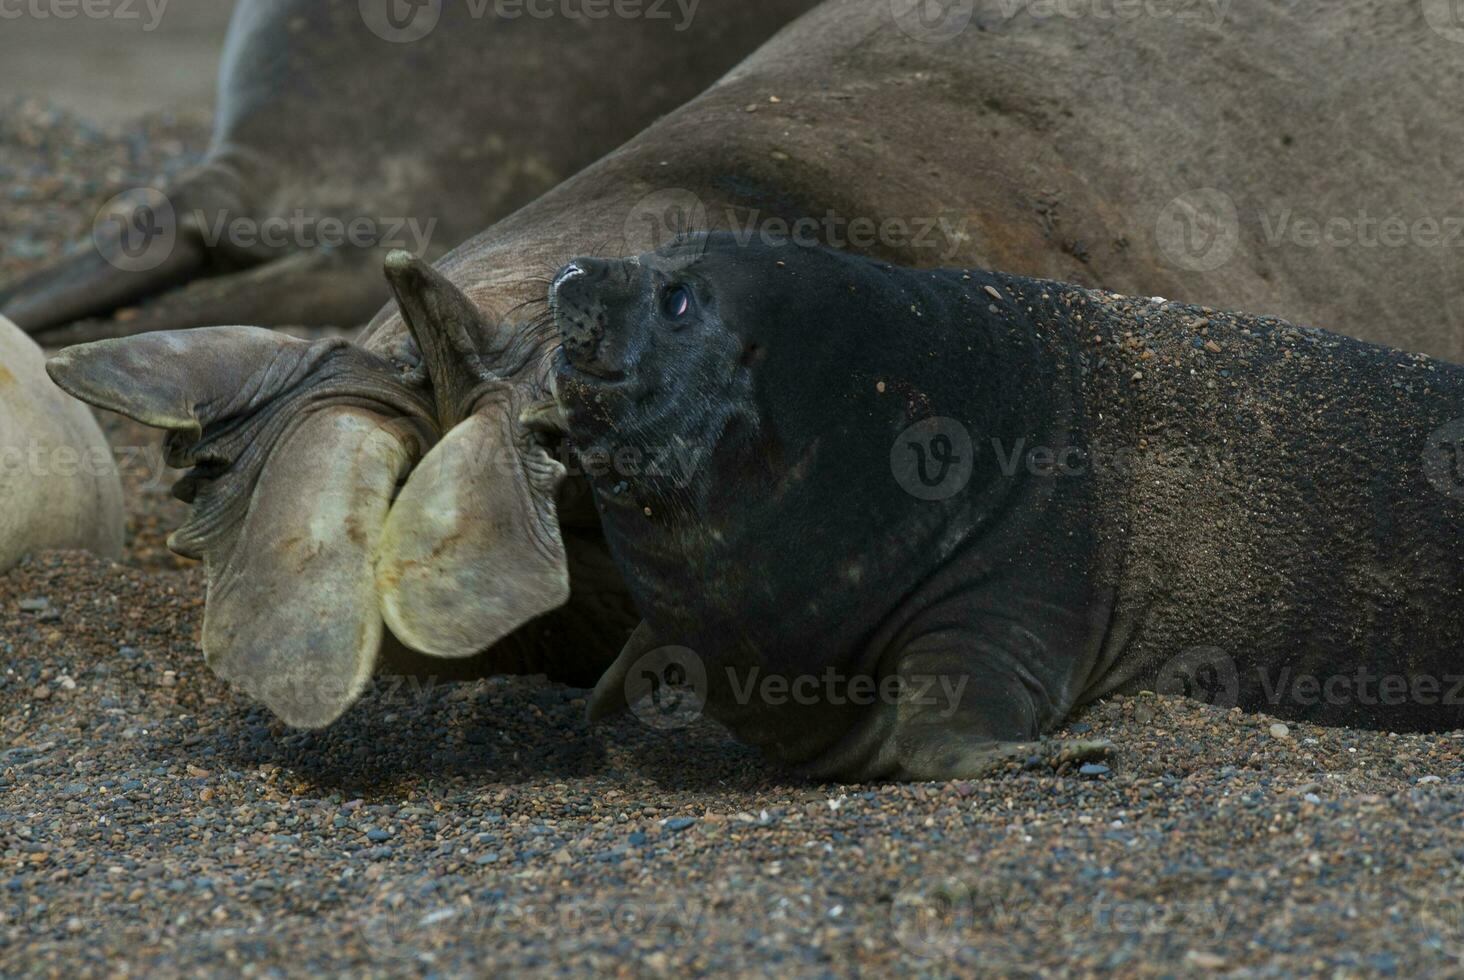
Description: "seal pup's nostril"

(552, 263), (588, 295)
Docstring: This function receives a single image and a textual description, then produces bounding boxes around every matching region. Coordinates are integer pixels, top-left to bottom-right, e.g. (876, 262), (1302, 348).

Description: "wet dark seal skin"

(552, 234), (1464, 780)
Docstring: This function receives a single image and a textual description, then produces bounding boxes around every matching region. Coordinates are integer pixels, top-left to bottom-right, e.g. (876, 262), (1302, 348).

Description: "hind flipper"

(0, 233), (208, 336)
(29, 247), (390, 345)
(3, 160), (393, 341)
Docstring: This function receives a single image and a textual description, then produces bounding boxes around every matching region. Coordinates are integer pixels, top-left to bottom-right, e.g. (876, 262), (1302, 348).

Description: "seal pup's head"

(548, 233), (1037, 662)
(549, 234), (769, 519)
(549, 233), (842, 544)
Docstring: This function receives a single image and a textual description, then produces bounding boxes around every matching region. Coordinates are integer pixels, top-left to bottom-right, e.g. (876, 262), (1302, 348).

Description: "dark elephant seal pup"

(550, 234), (1464, 781)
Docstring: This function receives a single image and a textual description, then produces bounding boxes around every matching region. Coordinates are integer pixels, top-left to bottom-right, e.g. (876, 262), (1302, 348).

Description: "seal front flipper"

(899, 736), (1115, 781)
(869, 636), (1113, 781)
(792, 641), (1114, 782)
(586, 622), (663, 725)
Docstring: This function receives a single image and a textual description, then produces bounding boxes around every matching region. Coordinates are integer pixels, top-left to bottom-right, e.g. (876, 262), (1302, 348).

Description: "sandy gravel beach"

(6, 104), (1464, 979)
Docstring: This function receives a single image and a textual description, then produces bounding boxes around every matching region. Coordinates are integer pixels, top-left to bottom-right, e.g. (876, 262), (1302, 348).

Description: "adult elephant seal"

(0, 317), (124, 573)
(0, 0), (817, 342)
(44, 0), (1464, 727)
(552, 234), (1464, 780)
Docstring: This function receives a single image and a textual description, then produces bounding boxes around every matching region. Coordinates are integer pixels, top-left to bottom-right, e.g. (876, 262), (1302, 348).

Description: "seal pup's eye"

(661, 284), (693, 321)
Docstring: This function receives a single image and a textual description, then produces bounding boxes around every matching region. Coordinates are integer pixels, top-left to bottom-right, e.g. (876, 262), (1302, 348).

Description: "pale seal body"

(0, 316), (124, 572)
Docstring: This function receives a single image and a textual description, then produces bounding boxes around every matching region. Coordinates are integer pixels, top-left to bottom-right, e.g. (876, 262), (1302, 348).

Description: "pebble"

(1269, 722), (1291, 738)
(1186, 951), (1226, 969)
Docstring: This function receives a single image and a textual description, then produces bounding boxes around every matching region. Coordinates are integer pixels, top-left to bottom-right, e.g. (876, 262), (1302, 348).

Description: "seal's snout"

(551, 258), (625, 379)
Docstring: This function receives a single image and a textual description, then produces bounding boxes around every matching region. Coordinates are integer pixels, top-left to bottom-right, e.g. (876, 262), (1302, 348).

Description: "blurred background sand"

(0, 0), (236, 122)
